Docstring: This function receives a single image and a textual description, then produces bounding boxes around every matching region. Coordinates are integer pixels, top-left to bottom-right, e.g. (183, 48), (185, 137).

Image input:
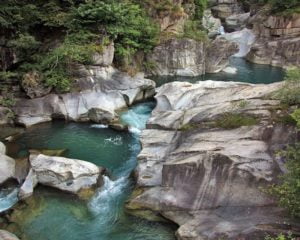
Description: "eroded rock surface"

(29, 154), (103, 194)
(129, 81), (300, 239)
(0, 142), (15, 185)
(14, 66), (155, 127)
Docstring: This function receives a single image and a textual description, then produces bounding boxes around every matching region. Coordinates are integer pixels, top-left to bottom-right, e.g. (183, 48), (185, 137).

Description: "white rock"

(30, 154), (102, 193)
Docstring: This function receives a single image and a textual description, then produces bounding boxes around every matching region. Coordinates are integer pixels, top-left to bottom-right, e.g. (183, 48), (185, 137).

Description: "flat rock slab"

(30, 154), (103, 193)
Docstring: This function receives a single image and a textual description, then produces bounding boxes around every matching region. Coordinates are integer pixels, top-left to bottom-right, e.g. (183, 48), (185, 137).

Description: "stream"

(0, 57), (286, 240)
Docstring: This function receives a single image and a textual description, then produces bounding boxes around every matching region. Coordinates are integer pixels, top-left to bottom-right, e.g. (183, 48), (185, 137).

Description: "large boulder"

(210, 0), (244, 21)
(0, 142), (15, 185)
(205, 38), (239, 73)
(129, 80), (300, 239)
(0, 230), (20, 240)
(225, 12), (250, 32)
(29, 154), (103, 194)
(247, 11), (300, 67)
(14, 66), (156, 127)
(202, 9), (222, 38)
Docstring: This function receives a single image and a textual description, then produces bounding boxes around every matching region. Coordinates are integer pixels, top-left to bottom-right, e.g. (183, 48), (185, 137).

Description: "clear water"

(151, 57), (285, 87)
(10, 101), (176, 240)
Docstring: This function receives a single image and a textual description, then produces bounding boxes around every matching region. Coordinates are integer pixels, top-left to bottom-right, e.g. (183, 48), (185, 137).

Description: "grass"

(212, 113), (258, 129)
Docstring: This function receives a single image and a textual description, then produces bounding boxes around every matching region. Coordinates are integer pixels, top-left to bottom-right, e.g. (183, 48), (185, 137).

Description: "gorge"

(0, 0), (300, 240)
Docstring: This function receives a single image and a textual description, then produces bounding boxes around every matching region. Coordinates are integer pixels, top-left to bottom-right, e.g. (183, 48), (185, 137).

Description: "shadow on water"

(151, 57), (286, 87)
(8, 101), (177, 240)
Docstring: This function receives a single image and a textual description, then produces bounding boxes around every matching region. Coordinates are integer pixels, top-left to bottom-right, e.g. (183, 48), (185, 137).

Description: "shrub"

(180, 20), (208, 42)
(265, 233), (296, 240)
(213, 113), (258, 129)
(275, 68), (300, 105)
(291, 108), (300, 128)
(268, 143), (300, 218)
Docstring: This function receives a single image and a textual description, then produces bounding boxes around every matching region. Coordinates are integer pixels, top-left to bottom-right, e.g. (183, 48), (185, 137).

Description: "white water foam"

(90, 124), (108, 129)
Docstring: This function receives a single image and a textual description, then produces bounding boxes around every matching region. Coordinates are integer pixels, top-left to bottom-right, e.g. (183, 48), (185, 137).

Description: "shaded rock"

(29, 148), (67, 157)
(29, 154), (103, 193)
(88, 108), (116, 124)
(205, 38), (239, 73)
(146, 38), (205, 76)
(0, 107), (14, 126)
(21, 71), (52, 99)
(91, 42), (114, 66)
(211, 0), (244, 21)
(0, 229), (20, 240)
(0, 143), (15, 185)
(202, 9), (222, 38)
(14, 158), (29, 184)
(225, 12), (250, 32)
(247, 11), (300, 67)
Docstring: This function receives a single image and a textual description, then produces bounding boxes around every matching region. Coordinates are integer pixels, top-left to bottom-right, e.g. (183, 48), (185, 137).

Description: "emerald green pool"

(151, 57), (285, 87)
(9, 101), (177, 240)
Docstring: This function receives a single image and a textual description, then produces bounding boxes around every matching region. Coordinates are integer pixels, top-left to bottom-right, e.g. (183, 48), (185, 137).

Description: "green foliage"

(275, 68), (300, 105)
(213, 113), (258, 129)
(0, 0), (159, 92)
(291, 108), (300, 128)
(265, 233), (296, 240)
(269, 144), (300, 218)
(180, 20), (208, 42)
(268, 0), (300, 13)
(194, 0), (207, 20)
(0, 95), (16, 108)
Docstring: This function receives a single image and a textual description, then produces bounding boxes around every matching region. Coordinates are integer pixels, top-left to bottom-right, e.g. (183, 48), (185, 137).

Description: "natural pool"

(151, 57), (285, 87)
(7, 101), (177, 240)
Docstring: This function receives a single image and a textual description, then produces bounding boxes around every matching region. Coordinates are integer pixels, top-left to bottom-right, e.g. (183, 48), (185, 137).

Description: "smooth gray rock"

(18, 169), (38, 200)
(130, 80), (299, 239)
(0, 142), (15, 185)
(14, 66), (156, 127)
(92, 42), (114, 66)
(0, 230), (20, 240)
(29, 154), (103, 193)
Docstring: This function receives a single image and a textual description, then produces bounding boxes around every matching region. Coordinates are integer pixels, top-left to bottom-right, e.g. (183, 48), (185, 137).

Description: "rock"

(0, 142), (5, 155)
(202, 9), (222, 38)
(14, 157), (29, 184)
(0, 143), (15, 184)
(21, 71), (52, 99)
(146, 38), (205, 76)
(0, 107), (14, 125)
(88, 108), (116, 124)
(29, 149), (67, 157)
(92, 42), (114, 66)
(247, 12), (300, 67)
(225, 12), (250, 32)
(129, 80), (300, 239)
(14, 67), (156, 127)
(0, 230), (20, 240)
(205, 38), (239, 73)
(0, 47), (17, 71)
(211, 0), (244, 21)
(29, 154), (103, 193)
(221, 28), (256, 57)
(18, 169), (38, 200)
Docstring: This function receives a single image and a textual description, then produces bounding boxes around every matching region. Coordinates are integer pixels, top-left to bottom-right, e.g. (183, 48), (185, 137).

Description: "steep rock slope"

(128, 81), (300, 239)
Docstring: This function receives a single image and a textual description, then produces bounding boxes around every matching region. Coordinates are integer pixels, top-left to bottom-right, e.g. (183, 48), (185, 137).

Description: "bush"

(180, 20), (208, 42)
(275, 68), (300, 105)
(213, 113), (258, 129)
(268, 143), (300, 218)
(265, 233), (296, 240)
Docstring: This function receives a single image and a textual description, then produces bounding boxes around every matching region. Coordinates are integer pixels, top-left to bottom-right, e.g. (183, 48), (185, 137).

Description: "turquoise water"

(152, 57), (285, 87)
(10, 101), (176, 240)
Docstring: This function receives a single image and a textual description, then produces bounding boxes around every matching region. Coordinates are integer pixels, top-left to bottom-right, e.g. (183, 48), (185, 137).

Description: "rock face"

(21, 71), (52, 99)
(210, 0), (244, 21)
(0, 230), (20, 240)
(146, 38), (205, 76)
(0, 107), (14, 125)
(147, 38), (238, 76)
(29, 154), (103, 194)
(247, 11), (300, 67)
(225, 12), (250, 32)
(129, 81), (300, 239)
(202, 9), (222, 38)
(14, 66), (156, 127)
(0, 142), (15, 185)
(205, 38), (239, 73)
(91, 42), (114, 66)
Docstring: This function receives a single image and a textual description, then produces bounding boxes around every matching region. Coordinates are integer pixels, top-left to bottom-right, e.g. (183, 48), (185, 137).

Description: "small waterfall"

(0, 188), (19, 213)
(87, 101), (155, 226)
(221, 28), (256, 57)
